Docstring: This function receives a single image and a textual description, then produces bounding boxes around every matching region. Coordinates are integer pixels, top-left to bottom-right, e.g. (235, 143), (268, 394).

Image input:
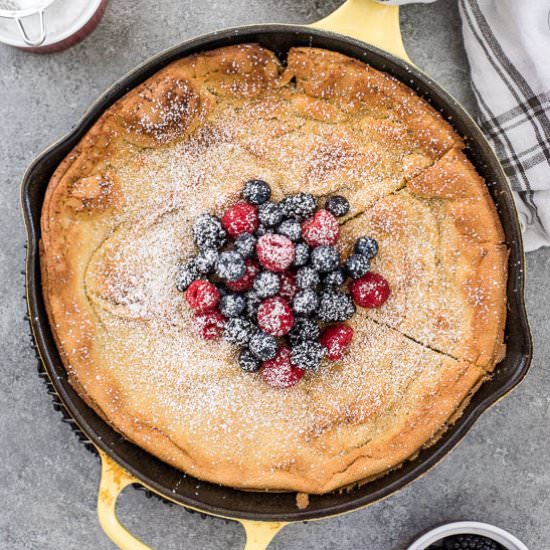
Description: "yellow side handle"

(309, 0), (412, 64)
(97, 450), (287, 549)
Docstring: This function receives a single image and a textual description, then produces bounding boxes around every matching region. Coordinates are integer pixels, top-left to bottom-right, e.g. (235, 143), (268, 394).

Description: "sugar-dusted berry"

(256, 234), (295, 272)
(301, 209), (339, 247)
(186, 280), (220, 313)
(193, 310), (225, 340)
(320, 323), (354, 361)
(261, 347), (304, 388)
(257, 296), (294, 336)
(350, 272), (390, 308)
(243, 179), (271, 205)
(221, 201), (259, 238)
(226, 259), (260, 292)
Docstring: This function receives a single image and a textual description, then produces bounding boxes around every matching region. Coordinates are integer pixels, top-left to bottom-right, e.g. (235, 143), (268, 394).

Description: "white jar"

(0, 0), (109, 52)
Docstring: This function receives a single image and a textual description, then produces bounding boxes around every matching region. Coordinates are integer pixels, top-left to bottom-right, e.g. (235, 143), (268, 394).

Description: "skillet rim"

(21, 23), (533, 522)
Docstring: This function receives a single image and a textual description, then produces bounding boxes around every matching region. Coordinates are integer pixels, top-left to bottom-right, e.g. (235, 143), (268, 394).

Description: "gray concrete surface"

(1, 0), (548, 548)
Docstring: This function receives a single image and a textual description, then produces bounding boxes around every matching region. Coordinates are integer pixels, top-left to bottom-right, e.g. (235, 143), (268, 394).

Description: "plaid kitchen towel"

(377, 0), (550, 250)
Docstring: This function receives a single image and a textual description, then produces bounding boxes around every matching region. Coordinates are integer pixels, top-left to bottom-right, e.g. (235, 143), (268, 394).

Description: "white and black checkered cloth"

(377, 0), (550, 250)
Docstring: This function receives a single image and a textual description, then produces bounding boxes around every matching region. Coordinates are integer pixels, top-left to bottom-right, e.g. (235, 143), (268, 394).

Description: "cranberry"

(320, 323), (354, 361)
(256, 234), (295, 272)
(185, 280), (220, 313)
(261, 347), (304, 388)
(350, 272), (391, 308)
(301, 209), (339, 247)
(257, 296), (294, 336)
(221, 201), (259, 238)
(193, 310), (225, 340)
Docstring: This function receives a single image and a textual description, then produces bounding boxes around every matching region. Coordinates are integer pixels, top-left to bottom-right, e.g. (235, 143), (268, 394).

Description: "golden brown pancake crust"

(40, 45), (506, 494)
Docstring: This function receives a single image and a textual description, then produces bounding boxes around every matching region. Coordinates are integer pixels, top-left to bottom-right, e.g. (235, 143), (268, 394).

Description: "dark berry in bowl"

(219, 293), (246, 318)
(355, 236), (379, 259)
(288, 317), (321, 345)
(281, 193), (317, 220)
(296, 266), (320, 289)
(345, 253), (370, 279)
(293, 242), (310, 267)
(192, 214), (227, 250)
(290, 341), (326, 371)
(293, 289), (320, 316)
(436, 534), (504, 550)
(253, 271), (280, 298)
(249, 331), (278, 361)
(258, 202), (284, 227)
(234, 233), (256, 258)
(311, 245), (340, 273)
(325, 195), (350, 217)
(223, 317), (255, 346)
(277, 219), (302, 242)
(239, 348), (261, 373)
(216, 250), (246, 281)
(243, 179), (271, 205)
(318, 290), (356, 322)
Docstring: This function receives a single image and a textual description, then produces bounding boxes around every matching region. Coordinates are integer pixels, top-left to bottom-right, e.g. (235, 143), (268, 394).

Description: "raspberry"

(350, 272), (391, 308)
(261, 347), (304, 388)
(186, 280), (220, 313)
(193, 310), (225, 340)
(301, 209), (339, 247)
(257, 296), (294, 336)
(226, 259), (260, 292)
(221, 201), (259, 238)
(320, 323), (354, 361)
(278, 271), (298, 302)
(256, 234), (295, 272)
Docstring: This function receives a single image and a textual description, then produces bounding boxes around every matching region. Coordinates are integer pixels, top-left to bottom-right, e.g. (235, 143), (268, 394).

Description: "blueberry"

(239, 348), (261, 372)
(281, 193), (317, 220)
(215, 251), (246, 281)
(323, 268), (346, 288)
(293, 242), (310, 267)
(253, 271), (280, 298)
(176, 258), (200, 291)
(219, 293), (246, 318)
(325, 195), (350, 217)
(345, 254), (370, 279)
(243, 179), (271, 205)
(310, 245), (340, 273)
(255, 224), (272, 237)
(296, 266), (320, 289)
(354, 236), (379, 259)
(291, 341), (326, 371)
(245, 290), (262, 320)
(277, 219), (302, 241)
(192, 214), (226, 250)
(293, 289), (320, 316)
(258, 202), (284, 226)
(223, 317), (255, 346)
(249, 331), (278, 361)
(234, 233), (257, 258)
(195, 247), (218, 274)
(288, 317), (321, 345)
(318, 291), (356, 322)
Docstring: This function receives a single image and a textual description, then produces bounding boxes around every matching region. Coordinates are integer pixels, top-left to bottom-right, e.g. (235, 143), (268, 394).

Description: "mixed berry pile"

(176, 180), (390, 388)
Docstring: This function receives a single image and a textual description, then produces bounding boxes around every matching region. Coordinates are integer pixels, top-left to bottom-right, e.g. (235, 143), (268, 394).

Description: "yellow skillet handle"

(97, 450), (287, 550)
(310, 0), (412, 64)
(240, 520), (287, 550)
(97, 450), (152, 550)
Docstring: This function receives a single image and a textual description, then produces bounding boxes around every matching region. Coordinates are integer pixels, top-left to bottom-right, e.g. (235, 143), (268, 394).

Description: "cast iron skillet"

(22, 2), (532, 548)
